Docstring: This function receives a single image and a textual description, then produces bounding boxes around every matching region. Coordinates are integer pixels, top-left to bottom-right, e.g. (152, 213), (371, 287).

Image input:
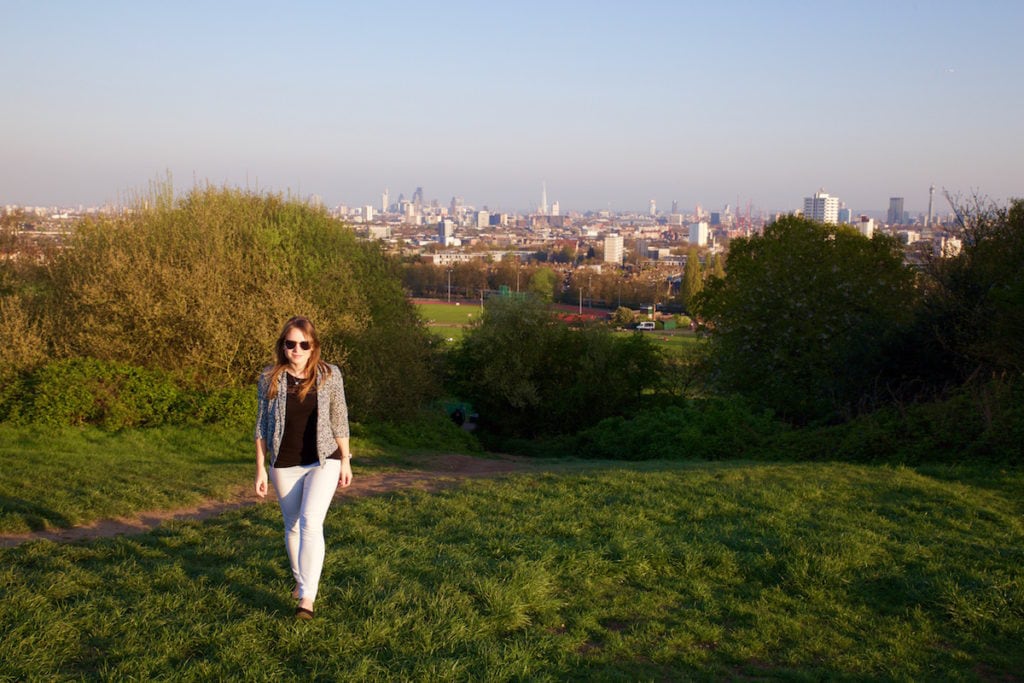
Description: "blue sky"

(3, 0), (1021, 214)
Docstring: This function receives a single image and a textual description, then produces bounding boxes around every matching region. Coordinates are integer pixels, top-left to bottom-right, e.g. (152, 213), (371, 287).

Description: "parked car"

(637, 321), (656, 330)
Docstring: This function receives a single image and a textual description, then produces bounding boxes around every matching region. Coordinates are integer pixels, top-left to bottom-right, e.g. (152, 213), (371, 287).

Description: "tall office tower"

(671, 200), (679, 214)
(476, 210), (489, 228)
(363, 205), (374, 222)
(649, 199), (657, 216)
(381, 188), (389, 214)
(927, 185), (935, 228)
(551, 201), (560, 216)
(803, 190), (839, 225)
(540, 182), (549, 215)
(604, 233), (624, 264)
(888, 197), (905, 225)
(838, 207), (853, 224)
(412, 187), (424, 211)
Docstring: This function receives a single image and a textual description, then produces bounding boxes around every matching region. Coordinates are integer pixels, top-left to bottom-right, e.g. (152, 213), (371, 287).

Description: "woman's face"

(283, 327), (313, 370)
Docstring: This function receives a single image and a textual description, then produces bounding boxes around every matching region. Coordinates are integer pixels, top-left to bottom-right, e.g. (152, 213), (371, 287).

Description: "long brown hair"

(264, 316), (331, 401)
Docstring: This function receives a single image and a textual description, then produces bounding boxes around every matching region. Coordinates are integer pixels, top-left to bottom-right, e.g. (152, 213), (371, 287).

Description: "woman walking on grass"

(254, 316), (353, 619)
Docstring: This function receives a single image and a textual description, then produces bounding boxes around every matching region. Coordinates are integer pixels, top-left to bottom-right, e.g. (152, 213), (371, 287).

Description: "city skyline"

(3, 1), (1022, 214)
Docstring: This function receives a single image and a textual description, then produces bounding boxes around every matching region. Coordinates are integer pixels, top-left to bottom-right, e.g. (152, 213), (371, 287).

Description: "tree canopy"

(696, 215), (918, 423)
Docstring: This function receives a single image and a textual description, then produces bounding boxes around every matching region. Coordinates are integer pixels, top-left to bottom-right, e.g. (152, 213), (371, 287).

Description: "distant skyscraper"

(540, 182), (549, 216)
(838, 208), (853, 224)
(803, 190), (839, 225)
(381, 188), (389, 214)
(604, 233), (623, 264)
(927, 185), (935, 228)
(671, 200), (679, 214)
(888, 197), (905, 225)
(551, 200), (560, 216)
(412, 187), (424, 210)
(649, 199), (656, 216)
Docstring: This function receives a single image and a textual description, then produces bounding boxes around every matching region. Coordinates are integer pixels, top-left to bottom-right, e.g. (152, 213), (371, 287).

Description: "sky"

(3, 0), (1022, 215)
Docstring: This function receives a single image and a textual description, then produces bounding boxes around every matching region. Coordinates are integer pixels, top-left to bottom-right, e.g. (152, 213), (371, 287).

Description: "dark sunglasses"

(283, 340), (312, 351)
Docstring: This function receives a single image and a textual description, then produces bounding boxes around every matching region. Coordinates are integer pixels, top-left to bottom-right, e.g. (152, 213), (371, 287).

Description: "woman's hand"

(339, 458), (353, 488)
(255, 467), (268, 498)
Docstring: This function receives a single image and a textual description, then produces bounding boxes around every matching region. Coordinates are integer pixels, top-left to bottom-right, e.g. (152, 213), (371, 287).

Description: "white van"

(637, 321), (656, 330)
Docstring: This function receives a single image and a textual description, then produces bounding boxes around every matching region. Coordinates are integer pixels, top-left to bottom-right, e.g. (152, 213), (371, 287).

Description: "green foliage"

(610, 306), (635, 327)
(0, 295), (48, 381)
(17, 183), (438, 423)
(697, 215), (918, 423)
(707, 251), (726, 281)
(354, 408), (483, 453)
(527, 266), (558, 303)
(768, 378), (1024, 465)
(4, 358), (255, 430)
(450, 297), (663, 440)
(921, 196), (1024, 379)
(518, 399), (787, 460)
(680, 246), (703, 312)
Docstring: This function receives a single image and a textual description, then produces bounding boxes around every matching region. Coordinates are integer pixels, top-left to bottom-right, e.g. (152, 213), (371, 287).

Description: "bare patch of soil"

(0, 453), (535, 548)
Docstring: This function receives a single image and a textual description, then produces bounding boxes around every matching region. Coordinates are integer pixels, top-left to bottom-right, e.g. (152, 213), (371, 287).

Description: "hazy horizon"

(3, 1), (1021, 215)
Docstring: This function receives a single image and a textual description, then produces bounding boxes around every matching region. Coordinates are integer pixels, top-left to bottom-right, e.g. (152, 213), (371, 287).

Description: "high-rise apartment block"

(887, 197), (905, 225)
(604, 233), (624, 264)
(803, 190), (839, 225)
(438, 219), (455, 246)
(689, 222), (709, 247)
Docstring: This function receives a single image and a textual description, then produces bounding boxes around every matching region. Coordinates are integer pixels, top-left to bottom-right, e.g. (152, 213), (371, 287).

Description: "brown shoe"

(295, 606), (314, 620)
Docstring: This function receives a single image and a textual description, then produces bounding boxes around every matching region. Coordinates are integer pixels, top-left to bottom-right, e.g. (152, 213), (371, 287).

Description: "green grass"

(418, 301), (483, 325)
(0, 424), (418, 535)
(619, 329), (705, 353)
(418, 302), (482, 343)
(417, 302), (707, 352)
(1, 454), (1022, 680)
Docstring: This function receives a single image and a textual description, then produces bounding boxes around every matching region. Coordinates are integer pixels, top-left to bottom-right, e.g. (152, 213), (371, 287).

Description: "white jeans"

(269, 459), (340, 603)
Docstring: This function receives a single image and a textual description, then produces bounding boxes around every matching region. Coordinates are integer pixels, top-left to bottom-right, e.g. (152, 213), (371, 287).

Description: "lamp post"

(447, 268), (452, 303)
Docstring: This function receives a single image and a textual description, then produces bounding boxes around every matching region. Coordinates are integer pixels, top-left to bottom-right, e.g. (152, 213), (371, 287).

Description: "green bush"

(8, 358), (255, 431)
(23, 358), (179, 429)
(514, 398), (788, 460)
(450, 296), (664, 440)
(773, 380), (1024, 465)
(353, 408), (482, 453)
(23, 182), (439, 422)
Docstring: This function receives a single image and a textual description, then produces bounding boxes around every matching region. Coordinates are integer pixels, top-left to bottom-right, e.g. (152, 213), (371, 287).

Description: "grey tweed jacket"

(254, 363), (350, 467)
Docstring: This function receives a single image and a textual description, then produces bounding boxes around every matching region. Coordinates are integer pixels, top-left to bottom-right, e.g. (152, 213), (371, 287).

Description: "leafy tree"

(450, 296), (663, 440)
(528, 266), (558, 303)
(453, 261), (488, 299)
(611, 306), (636, 327)
(923, 197), (1024, 378)
(708, 252), (726, 281)
(680, 246), (703, 312)
(696, 215), (917, 423)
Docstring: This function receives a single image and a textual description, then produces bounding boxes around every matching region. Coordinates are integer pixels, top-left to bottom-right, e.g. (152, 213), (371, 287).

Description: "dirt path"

(0, 453), (535, 548)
